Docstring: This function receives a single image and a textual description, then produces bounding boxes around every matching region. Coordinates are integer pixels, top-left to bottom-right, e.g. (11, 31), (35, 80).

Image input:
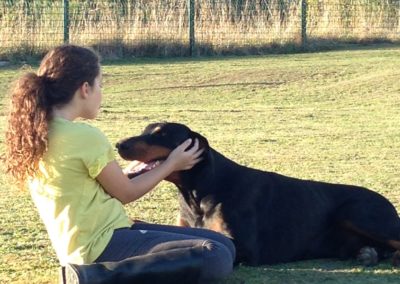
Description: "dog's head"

(116, 122), (209, 181)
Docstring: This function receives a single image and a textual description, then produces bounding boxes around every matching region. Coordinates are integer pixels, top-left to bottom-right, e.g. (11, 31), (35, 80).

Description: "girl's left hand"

(165, 139), (204, 171)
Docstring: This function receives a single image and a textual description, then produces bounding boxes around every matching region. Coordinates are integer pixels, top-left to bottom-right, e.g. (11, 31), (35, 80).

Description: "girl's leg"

(95, 224), (235, 282)
(131, 222), (236, 260)
(67, 245), (205, 284)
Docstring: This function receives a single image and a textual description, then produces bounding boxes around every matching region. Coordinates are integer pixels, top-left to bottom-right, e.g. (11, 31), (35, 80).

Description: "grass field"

(1, 44), (400, 283)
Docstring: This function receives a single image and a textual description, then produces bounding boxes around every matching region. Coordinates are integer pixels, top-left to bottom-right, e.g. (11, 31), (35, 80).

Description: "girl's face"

(82, 71), (103, 119)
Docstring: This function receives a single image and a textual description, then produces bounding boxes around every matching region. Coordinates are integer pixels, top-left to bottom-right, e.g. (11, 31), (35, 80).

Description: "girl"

(5, 45), (235, 284)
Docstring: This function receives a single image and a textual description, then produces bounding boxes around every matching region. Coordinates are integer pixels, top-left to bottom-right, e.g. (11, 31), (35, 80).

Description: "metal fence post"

(188, 0), (195, 56)
(63, 0), (70, 43)
(301, 0), (307, 47)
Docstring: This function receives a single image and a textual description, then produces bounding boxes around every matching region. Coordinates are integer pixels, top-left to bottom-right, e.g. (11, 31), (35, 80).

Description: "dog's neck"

(176, 148), (239, 198)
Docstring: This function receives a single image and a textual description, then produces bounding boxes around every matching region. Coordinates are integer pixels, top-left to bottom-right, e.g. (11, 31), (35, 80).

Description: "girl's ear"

(79, 82), (90, 99)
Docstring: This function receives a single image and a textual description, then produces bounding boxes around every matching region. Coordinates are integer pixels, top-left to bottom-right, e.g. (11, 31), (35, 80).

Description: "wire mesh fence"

(0, 0), (399, 59)
(307, 1), (400, 42)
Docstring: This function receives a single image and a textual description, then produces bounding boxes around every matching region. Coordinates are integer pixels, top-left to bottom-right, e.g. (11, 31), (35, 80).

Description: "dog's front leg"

(176, 213), (191, 227)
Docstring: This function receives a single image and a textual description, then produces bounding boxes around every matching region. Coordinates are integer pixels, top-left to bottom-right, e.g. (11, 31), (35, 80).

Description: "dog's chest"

(179, 192), (232, 238)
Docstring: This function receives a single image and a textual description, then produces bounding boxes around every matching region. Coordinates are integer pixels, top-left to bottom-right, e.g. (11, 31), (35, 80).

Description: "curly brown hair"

(5, 45), (100, 187)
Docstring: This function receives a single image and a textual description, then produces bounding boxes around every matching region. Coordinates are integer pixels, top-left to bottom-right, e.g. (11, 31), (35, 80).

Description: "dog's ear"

(190, 131), (209, 152)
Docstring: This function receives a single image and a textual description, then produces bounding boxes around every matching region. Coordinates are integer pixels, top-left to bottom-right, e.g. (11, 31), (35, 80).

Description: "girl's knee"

(200, 240), (234, 280)
(201, 230), (236, 261)
(220, 236), (236, 261)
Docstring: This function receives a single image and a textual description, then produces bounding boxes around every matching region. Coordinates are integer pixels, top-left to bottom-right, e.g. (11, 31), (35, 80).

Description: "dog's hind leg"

(387, 240), (400, 266)
(335, 199), (400, 266)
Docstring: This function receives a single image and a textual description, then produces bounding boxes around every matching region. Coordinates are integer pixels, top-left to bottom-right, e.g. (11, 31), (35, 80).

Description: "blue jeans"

(95, 223), (236, 281)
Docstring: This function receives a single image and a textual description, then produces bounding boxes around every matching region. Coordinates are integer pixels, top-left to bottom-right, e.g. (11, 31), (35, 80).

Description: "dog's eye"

(152, 131), (166, 137)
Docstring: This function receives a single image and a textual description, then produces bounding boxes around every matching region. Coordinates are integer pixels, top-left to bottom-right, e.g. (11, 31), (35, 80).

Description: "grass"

(1, 44), (400, 283)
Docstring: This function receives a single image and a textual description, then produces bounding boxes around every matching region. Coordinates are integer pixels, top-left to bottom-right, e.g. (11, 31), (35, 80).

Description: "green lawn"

(1, 45), (400, 283)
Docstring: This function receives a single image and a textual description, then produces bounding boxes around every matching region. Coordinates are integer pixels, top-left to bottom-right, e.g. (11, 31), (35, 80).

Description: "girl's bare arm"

(96, 139), (203, 205)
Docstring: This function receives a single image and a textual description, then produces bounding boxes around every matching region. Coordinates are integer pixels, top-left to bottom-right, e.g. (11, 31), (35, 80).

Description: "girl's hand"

(97, 138), (203, 205)
(165, 139), (204, 171)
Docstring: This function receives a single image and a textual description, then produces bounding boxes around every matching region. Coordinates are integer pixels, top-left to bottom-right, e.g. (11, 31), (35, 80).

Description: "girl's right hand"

(165, 139), (204, 171)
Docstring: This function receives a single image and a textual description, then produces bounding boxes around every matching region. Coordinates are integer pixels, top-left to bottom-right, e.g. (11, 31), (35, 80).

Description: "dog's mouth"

(126, 159), (164, 178)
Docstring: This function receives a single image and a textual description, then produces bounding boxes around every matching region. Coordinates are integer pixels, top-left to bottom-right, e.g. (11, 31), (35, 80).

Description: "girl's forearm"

(125, 160), (175, 203)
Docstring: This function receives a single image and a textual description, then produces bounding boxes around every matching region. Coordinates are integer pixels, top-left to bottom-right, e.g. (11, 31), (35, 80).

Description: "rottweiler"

(116, 122), (400, 266)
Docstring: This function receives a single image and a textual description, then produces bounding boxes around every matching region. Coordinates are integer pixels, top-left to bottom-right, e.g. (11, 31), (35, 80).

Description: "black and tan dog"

(116, 122), (400, 266)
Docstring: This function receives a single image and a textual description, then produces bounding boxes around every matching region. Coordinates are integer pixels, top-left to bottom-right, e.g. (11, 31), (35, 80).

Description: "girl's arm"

(96, 139), (202, 205)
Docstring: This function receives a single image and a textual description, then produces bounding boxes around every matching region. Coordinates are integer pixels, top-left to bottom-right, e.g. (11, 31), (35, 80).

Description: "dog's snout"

(115, 142), (128, 151)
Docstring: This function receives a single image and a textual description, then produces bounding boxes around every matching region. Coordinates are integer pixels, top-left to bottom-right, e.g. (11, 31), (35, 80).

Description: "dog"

(116, 122), (400, 266)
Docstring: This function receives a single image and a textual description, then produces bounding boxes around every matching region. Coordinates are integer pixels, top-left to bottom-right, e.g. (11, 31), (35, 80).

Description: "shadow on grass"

(226, 259), (400, 284)
(1, 37), (399, 65)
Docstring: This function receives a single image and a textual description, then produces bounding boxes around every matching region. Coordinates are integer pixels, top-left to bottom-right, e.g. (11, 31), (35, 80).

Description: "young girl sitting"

(5, 44), (235, 284)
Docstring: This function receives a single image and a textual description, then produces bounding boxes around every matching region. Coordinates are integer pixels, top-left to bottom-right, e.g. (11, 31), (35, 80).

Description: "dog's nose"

(115, 142), (128, 150)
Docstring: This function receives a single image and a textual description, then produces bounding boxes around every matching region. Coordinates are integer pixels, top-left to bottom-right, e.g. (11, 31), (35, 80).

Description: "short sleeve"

(80, 126), (116, 178)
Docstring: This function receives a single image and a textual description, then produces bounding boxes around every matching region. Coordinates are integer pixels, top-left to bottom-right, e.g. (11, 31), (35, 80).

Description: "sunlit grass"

(1, 45), (400, 283)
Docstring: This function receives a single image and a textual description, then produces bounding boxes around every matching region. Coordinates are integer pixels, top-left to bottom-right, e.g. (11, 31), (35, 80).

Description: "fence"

(0, 0), (399, 59)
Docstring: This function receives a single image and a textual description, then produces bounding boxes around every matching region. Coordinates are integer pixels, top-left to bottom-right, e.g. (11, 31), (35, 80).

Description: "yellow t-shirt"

(29, 117), (132, 266)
